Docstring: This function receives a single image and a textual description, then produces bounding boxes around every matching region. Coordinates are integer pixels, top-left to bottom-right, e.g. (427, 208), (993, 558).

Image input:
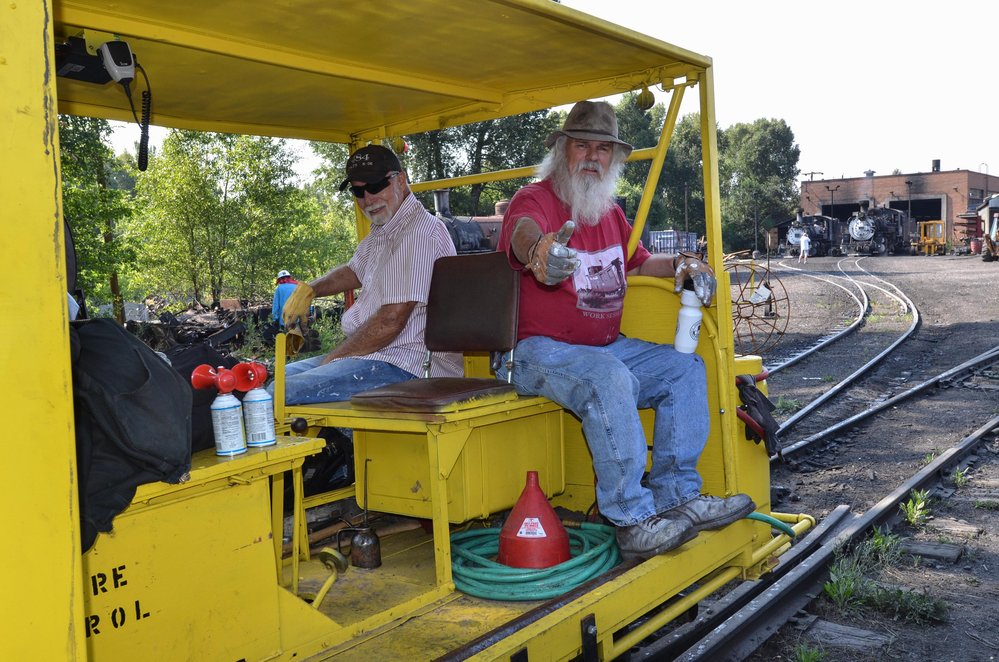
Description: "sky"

(563, 0), (998, 181)
(112, 1), (999, 183)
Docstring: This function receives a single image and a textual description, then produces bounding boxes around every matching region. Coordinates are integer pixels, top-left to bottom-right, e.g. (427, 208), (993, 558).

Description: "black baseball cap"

(338, 145), (403, 191)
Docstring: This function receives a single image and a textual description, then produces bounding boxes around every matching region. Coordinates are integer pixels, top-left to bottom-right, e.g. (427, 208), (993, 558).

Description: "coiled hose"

(451, 513), (794, 601)
(450, 522), (620, 601)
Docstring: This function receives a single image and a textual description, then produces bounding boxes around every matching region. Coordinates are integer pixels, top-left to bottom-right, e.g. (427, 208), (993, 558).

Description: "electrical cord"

(450, 522), (620, 601)
(121, 60), (152, 171)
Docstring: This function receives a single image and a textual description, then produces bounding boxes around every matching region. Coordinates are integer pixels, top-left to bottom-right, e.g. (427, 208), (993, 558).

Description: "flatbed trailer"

(3, 1), (813, 659)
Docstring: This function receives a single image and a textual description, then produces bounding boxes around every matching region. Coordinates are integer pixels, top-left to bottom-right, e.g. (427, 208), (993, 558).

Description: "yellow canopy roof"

(53, 0), (710, 143)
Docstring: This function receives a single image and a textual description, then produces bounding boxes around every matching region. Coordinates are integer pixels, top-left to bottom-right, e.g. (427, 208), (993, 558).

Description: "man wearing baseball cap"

(276, 144), (461, 405)
(496, 100), (754, 561)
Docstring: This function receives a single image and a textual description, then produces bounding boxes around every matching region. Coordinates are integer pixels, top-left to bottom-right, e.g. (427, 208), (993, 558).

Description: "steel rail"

(632, 505), (852, 660)
(776, 260), (920, 436)
(673, 415), (999, 660)
(779, 344), (999, 460)
(764, 262), (867, 375)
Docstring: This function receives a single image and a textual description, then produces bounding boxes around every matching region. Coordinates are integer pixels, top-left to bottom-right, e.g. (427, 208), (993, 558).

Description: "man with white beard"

(497, 101), (754, 560)
(277, 144), (461, 405)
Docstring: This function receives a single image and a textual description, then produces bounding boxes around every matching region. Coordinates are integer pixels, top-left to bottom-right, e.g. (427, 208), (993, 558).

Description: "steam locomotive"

(785, 212), (841, 257)
(431, 190), (503, 254)
(841, 206), (912, 256)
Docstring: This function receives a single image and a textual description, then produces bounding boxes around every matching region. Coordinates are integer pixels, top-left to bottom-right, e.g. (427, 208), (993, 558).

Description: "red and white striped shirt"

(343, 193), (462, 377)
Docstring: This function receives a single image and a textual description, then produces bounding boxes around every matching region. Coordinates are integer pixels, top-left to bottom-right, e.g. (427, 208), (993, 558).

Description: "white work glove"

(673, 251), (716, 307)
(529, 221), (580, 286)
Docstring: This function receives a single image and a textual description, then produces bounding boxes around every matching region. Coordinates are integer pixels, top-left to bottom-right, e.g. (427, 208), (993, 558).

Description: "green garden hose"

(450, 522), (620, 601)
(451, 513), (794, 602)
(746, 511), (796, 538)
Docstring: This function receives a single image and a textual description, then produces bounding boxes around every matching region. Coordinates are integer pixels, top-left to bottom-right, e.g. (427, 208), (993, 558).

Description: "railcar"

(842, 206), (912, 255)
(785, 212), (841, 257)
(5, 1), (814, 659)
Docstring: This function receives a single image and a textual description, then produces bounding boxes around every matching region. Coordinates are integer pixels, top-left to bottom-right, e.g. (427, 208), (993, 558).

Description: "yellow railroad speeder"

(3, 1), (814, 659)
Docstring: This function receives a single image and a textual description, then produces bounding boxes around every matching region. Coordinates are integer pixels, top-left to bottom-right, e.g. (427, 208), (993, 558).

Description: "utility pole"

(803, 171), (824, 181)
(683, 182), (689, 234)
(905, 180), (913, 221)
(825, 184), (840, 218)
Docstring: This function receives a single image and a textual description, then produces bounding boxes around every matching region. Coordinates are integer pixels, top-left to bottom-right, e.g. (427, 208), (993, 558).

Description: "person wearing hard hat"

(272, 270), (299, 328)
(497, 100), (754, 562)
(275, 144), (461, 405)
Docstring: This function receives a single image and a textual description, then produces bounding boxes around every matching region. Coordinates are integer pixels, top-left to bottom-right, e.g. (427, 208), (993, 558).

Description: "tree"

(404, 111), (559, 215)
(719, 118), (800, 252)
(128, 131), (348, 307)
(59, 115), (136, 320)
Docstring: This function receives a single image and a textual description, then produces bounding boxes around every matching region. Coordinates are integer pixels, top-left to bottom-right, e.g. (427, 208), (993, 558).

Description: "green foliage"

(973, 500), (999, 510)
(59, 115), (137, 312)
(773, 395), (802, 416)
(404, 111), (559, 216)
(951, 466), (970, 488)
(793, 642), (826, 662)
(823, 555), (865, 610)
(719, 118), (800, 252)
(864, 585), (947, 623)
(617, 107), (707, 236)
(125, 130), (355, 307)
(922, 451), (938, 465)
(866, 527), (903, 566)
(900, 489), (930, 528)
(823, 530), (946, 623)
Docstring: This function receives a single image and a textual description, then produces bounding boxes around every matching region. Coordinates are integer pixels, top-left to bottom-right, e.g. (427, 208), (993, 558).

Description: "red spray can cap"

(496, 471), (571, 568)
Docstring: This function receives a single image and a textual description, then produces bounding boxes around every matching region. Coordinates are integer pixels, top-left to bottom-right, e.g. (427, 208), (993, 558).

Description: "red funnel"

(497, 471), (570, 568)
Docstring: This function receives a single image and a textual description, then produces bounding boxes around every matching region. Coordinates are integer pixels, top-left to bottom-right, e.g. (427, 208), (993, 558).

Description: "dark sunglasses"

(349, 172), (399, 198)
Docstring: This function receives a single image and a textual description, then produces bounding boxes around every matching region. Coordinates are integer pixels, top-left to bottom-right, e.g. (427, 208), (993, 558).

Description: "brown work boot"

(667, 494), (756, 533)
(615, 515), (697, 561)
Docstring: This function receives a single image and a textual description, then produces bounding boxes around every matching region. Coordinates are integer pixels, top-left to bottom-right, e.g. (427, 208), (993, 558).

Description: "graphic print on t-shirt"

(572, 245), (627, 313)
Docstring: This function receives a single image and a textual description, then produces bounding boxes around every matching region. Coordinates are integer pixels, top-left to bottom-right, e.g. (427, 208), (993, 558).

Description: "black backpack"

(71, 319), (192, 551)
(164, 342), (240, 453)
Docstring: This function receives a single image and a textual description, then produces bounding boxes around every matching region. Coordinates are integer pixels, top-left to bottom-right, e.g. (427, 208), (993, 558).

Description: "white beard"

(539, 142), (624, 226)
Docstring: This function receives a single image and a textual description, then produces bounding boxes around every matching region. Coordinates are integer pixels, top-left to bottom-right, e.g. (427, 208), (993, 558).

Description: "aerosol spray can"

(235, 362), (276, 448)
(192, 364), (247, 456)
(673, 283), (702, 354)
(210, 390), (247, 456)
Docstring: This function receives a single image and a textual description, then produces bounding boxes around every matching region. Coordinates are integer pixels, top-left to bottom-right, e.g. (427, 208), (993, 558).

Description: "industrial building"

(799, 162), (999, 248)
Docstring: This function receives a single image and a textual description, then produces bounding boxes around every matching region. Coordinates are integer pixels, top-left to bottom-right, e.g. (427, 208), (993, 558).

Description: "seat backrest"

(424, 251), (519, 353)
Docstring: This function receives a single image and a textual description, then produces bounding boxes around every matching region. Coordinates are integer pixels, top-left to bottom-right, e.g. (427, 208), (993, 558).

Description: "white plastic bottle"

(673, 287), (703, 354)
(242, 386), (276, 447)
(211, 392), (247, 456)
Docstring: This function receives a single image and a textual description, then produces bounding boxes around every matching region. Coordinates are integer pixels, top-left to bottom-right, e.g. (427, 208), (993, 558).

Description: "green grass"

(774, 395), (802, 416)
(821, 375), (837, 383)
(922, 451), (938, 465)
(973, 500), (999, 511)
(822, 528), (947, 623)
(793, 642), (826, 662)
(952, 466), (970, 488)
(900, 489), (931, 528)
(864, 585), (947, 623)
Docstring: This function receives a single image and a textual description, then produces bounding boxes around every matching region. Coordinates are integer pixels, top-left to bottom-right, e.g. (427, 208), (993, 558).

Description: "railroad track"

(628, 257), (999, 660)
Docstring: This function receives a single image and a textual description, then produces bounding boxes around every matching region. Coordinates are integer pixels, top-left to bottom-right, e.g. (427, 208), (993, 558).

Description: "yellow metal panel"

(83, 481), (283, 660)
(50, 0), (711, 142)
(0, 1), (86, 659)
(355, 410), (564, 523)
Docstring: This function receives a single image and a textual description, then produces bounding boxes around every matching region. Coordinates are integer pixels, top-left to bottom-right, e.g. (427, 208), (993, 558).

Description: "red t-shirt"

(498, 180), (651, 346)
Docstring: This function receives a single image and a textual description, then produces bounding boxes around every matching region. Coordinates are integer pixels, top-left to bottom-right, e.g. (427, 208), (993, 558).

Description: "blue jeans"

(270, 356), (417, 405)
(499, 335), (708, 526)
